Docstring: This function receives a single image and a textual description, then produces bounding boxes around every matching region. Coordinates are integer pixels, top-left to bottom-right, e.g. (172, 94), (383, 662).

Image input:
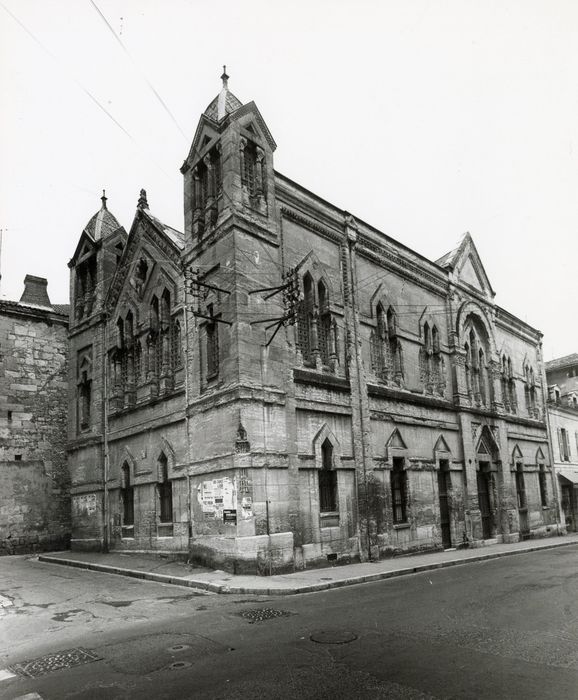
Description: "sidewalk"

(37, 533), (578, 596)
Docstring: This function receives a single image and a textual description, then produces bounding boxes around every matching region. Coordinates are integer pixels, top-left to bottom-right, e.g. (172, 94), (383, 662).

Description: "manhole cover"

(310, 631), (358, 645)
(167, 644), (190, 652)
(168, 661), (192, 670)
(239, 608), (292, 623)
(9, 647), (101, 678)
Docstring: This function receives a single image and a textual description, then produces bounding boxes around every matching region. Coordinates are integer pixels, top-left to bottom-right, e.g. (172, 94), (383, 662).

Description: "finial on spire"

(221, 65), (229, 89)
(137, 188), (148, 210)
(101, 189), (107, 209)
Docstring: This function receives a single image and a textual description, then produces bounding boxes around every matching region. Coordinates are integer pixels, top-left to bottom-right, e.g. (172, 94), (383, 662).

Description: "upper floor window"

(240, 138), (265, 199)
(559, 427), (571, 462)
(419, 323), (445, 396)
(296, 273), (337, 372)
(206, 304), (219, 380)
(77, 348), (93, 433)
(371, 302), (403, 386)
(501, 356), (517, 414)
(463, 317), (492, 408)
(523, 363), (538, 418)
(75, 257), (97, 320)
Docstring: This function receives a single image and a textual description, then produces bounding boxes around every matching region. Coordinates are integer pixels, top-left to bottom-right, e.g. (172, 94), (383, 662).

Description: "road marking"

(0, 668), (17, 681)
(14, 694), (44, 699)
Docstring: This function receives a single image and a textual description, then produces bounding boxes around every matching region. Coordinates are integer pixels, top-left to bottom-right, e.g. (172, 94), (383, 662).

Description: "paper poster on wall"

(197, 477), (236, 519)
(72, 493), (97, 515)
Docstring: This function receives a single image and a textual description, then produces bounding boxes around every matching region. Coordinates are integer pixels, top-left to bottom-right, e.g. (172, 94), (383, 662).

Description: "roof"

(545, 354), (578, 371)
(204, 90), (243, 122)
(0, 298), (69, 320)
(141, 208), (184, 250)
(84, 193), (123, 241)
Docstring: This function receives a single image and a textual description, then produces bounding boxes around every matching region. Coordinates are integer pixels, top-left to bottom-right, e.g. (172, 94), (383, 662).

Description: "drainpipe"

(345, 214), (372, 562)
(102, 312), (110, 552)
(538, 340), (564, 533)
(183, 267), (194, 542)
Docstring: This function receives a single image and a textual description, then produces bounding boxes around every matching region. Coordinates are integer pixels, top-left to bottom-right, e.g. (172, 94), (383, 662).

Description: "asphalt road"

(1, 546), (577, 699)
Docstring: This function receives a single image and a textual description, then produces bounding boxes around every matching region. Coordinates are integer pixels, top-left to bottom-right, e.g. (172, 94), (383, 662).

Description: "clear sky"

(1, 0), (576, 360)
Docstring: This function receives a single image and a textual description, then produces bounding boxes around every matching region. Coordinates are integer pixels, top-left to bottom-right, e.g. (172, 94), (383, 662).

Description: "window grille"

(243, 143), (257, 195)
(391, 459), (407, 524)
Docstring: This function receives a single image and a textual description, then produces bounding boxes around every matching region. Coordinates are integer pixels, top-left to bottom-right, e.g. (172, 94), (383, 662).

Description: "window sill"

(393, 522), (410, 530)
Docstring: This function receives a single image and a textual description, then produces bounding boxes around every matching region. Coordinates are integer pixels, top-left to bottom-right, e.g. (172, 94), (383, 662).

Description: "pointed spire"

(220, 65), (229, 89)
(137, 188), (148, 210)
(101, 189), (108, 209)
(217, 65), (230, 121)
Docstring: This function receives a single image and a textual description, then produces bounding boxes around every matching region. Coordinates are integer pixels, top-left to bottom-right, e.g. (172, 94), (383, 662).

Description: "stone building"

(545, 354), (578, 532)
(68, 74), (561, 573)
(0, 275), (69, 555)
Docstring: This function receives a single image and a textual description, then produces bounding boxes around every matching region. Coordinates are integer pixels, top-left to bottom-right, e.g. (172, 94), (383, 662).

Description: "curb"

(37, 537), (577, 596)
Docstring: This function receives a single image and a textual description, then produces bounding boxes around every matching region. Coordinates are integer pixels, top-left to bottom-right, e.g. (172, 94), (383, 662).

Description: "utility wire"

(89, 0), (188, 141)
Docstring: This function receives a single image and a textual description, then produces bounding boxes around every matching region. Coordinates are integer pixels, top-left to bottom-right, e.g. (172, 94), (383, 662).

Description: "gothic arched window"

(297, 273), (314, 366)
(317, 281), (331, 367)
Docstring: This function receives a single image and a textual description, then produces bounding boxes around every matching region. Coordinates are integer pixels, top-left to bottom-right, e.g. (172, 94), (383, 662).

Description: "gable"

(69, 231), (98, 268)
(459, 257), (484, 291)
(438, 233), (495, 298)
(434, 435), (451, 454)
(106, 210), (182, 313)
(386, 428), (407, 450)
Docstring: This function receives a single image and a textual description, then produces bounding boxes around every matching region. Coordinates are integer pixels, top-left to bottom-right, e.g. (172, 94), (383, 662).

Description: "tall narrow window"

(317, 281), (331, 367)
(121, 463), (134, 528)
(134, 340), (142, 384)
(78, 371), (91, 431)
(371, 302), (389, 381)
(391, 457), (407, 524)
(515, 464), (526, 509)
(538, 465), (548, 507)
(157, 453), (173, 525)
(318, 439), (338, 513)
(206, 305), (219, 380)
(171, 319), (182, 370)
(242, 140), (257, 196)
(479, 349), (487, 405)
(297, 273), (314, 365)
(465, 342), (472, 398)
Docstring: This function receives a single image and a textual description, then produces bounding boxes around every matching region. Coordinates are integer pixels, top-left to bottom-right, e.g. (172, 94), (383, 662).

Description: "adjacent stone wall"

(0, 303), (69, 554)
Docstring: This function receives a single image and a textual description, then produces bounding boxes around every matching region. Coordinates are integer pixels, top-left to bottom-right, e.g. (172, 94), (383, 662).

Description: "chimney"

(19, 275), (52, 307)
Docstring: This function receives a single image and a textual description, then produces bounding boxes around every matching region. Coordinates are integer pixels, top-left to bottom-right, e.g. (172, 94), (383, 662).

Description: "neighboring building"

(68, 74), (560, 574)
(546, 354), (578, 532)
(0, 275), (70, 555)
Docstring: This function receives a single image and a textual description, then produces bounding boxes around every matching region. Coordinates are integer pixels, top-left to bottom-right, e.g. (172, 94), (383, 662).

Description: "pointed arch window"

(317, 281), (332, 367)
(371, 303), (403, 386)
(171, 319), (182, 370)
(463, 318), (492, 407)
(538, 464), (548, 507)
(524, 363), (538, 418)
(134, 339), (142, 384)
(297, 273), (314, 366)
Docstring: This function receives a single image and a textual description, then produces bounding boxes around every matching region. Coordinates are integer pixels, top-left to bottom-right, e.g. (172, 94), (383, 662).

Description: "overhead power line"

(89, 0), (188, 141)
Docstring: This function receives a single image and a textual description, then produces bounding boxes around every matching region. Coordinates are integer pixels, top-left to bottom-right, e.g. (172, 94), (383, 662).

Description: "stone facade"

(0, 276), (70, 555)
(67, 76), (561, 573)
(546, 355), (578, 532)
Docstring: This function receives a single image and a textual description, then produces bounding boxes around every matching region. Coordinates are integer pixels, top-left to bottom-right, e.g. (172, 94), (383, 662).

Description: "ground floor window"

(538, 465), (548, 507)
(319, 439), (338, 512)
(391, 457), (407, 524)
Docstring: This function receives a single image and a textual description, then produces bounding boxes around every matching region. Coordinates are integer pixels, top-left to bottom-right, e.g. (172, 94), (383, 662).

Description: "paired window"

(501, 356), (517, 414)
(74, 256), (96, 321)
(370, 303), (403, 386)
(464, 322), (492, 407)
(297, 273), (337, 370)
(240, 137), (265, 199)
(523, 363), (538, 418)
(192, 146), (222, 235)
(419, 323), (444, 395)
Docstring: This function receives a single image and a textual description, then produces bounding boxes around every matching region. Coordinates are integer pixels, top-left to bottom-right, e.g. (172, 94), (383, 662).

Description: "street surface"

(1, 546), (577, 699)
